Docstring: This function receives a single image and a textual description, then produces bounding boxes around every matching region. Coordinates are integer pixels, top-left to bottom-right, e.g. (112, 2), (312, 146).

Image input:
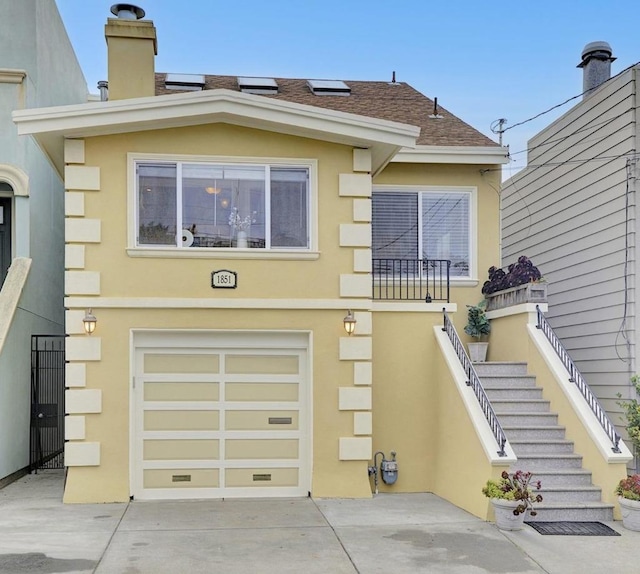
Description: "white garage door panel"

(132, 333), (309, 500)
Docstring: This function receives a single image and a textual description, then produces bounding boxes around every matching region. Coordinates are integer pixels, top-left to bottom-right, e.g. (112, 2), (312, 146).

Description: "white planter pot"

(491, 498), (526, 531)
(618, 497), (640, 531)
(468, 342), (489, 363)
(236, 230), (248, 248)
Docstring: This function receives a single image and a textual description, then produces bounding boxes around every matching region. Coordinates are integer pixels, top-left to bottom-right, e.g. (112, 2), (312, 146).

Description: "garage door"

(131, 332), (310, 500)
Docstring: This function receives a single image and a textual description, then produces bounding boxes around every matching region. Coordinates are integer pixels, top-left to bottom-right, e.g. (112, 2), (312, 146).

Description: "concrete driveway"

(0, 471), (638, 574)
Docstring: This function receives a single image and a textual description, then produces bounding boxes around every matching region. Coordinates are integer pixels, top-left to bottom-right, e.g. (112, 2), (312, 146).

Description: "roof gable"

(14, 88), (420, 175)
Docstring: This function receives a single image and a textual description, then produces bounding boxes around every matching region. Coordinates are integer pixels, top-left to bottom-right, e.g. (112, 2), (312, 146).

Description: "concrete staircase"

(475, 361), (614, 522)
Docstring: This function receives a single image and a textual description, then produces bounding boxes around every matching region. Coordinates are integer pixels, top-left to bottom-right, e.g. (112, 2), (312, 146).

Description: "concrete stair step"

(509, 439), (575, 455)
(484, 387), (543, 400)
(526, 469), (594, 487)
(538, 486), (604, 504)
(526, 502), (614, 522)
(503, 425), (567, 440)
(497, 412), (558, 426)
(490, 399), (551, 413)
(511, 454), (583, 470)
(473, 362), (529, 376)
(477, 375), (538, 388)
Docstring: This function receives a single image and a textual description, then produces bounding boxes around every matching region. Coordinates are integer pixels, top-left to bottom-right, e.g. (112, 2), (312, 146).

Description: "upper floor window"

(136, 161), (310, 249)
(372, 188), (472, 278)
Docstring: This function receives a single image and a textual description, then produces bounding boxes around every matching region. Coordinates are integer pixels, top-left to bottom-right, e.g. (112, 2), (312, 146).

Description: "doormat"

(525, 521), (620, 536)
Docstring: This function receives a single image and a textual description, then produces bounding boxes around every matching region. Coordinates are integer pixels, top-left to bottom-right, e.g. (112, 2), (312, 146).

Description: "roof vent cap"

(577, 41), (616, 98)
(579, 40), (614, 65)
(110, 4), (145, 20)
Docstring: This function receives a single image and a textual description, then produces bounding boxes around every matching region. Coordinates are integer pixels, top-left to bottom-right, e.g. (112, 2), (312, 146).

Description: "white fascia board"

(14, 89), (420, 174)
(391, 145), (510, 165)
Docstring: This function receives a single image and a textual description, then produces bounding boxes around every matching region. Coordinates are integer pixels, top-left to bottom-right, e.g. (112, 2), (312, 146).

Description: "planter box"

(619, 497), (640, 531)
(485, 283), (547, 312)
(491, 498), (526, 530)
(468, 342), (489, 363)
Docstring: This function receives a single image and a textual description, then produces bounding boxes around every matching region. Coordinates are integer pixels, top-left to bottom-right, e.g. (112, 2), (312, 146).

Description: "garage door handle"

(268, 417), (292, 425)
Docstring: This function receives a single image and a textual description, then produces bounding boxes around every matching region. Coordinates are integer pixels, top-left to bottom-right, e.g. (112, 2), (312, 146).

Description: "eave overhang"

(391, 145), (510, 165)
(13, 88), (420, 176)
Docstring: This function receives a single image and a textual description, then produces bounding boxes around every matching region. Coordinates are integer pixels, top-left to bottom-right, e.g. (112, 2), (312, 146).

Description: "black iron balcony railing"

(442, 309), (507, 457)
(372, 259), (450, 302)
(535, 305), (622, 453)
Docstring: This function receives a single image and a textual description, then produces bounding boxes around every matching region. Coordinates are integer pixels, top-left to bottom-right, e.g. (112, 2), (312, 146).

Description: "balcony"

(372, 258), (450, 302)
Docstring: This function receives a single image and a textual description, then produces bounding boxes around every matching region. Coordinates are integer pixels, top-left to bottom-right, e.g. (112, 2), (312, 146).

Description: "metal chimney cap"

(578, 41), (615, 66)
(110, 4), (145, 20)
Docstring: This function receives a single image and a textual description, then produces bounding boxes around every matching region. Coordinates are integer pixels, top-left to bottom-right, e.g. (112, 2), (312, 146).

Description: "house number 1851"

(211, 270), (237, 289)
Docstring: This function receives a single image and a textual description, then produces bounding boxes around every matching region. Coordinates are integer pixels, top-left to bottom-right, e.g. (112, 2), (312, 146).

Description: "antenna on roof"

(429, 97), (443, 119)
(490, 118), (508, 146)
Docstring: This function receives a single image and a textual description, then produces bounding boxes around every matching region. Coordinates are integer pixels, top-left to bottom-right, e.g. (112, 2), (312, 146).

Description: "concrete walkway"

(0, 470), (638, 573)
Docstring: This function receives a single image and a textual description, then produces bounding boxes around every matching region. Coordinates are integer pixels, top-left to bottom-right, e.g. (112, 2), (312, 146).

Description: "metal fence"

(372, 259), (450, 302)
(30, 335), (65, 471)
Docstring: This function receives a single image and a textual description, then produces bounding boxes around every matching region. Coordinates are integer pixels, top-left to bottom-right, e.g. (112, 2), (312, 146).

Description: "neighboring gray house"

(502, 42), (639, 464)
(0, 0), (87, 483)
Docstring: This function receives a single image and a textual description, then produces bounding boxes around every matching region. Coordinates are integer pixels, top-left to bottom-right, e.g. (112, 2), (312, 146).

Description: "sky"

(55, 0), (640, 178)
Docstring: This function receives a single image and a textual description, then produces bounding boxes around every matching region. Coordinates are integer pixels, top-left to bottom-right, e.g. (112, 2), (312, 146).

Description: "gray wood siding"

(501, 68), (638, 450)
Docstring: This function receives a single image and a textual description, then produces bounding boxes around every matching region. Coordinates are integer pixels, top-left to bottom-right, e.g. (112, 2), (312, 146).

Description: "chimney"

(97, 80), (109, 101)
(105, 4), (157, 100)
(577, 41), (615, 98)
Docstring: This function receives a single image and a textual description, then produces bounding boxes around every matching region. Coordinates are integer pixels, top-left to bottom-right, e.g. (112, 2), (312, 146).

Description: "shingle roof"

(155, 74), (498, 148)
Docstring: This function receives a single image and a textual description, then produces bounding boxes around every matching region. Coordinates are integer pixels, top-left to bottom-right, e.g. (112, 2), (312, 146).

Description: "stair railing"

(442, 309), (507, 457)
(535, 305), (621, 453)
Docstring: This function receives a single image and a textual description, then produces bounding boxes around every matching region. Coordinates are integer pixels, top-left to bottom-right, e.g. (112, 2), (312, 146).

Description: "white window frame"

(127, 153), (319, 260)
(372, 185), (478, 284)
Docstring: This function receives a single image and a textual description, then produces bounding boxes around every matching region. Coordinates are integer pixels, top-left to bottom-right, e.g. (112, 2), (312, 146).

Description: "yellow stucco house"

(14, 7), (631, 520)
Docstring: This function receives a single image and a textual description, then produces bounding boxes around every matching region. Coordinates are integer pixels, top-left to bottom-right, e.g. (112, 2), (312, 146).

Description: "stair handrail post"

(442, 309), (507, 457)
(535, 305), (621, 453)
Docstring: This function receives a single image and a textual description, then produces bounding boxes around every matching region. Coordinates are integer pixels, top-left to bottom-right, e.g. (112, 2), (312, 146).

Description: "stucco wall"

(0, 0), (87, 481)
(63, 121), (505, 502)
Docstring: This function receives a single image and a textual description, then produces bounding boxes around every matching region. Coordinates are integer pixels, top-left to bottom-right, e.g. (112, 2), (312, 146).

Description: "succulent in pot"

(483, 470), (543, 530)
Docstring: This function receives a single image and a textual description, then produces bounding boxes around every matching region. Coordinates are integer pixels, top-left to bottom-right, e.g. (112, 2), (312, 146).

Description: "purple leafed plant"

(481, 256), (542, 295)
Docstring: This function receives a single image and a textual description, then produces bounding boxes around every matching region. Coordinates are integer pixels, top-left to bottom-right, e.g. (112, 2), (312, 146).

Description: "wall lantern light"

(83, 309), (97, 335)
(343, 310), (357, 336)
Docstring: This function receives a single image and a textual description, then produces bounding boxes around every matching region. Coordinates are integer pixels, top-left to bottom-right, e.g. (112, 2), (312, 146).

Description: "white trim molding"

(391, 145), (509, 165)
(14, 89), (420, 175)
(0, 164), (29, 196)
(339, 437), (372, 460)
(0, 69), (26, 84)
(64, 297), (374, 310)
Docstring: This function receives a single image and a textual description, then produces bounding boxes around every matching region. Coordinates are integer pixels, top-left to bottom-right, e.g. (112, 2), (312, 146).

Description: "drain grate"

(525, 521), (621, 536)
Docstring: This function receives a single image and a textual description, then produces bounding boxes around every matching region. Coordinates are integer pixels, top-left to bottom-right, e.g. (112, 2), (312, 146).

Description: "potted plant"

(481, 256), (547, 311)
(465, 300), (490, 362)
(615, 474), (640, 531)
(617, 375), (640, 456)
(482, 470), (543, 530)
(615, 376), (640, 531)
(229, 207), (257, 248)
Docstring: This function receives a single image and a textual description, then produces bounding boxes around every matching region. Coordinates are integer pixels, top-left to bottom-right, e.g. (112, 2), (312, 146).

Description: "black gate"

(30, 335), (65, 471)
